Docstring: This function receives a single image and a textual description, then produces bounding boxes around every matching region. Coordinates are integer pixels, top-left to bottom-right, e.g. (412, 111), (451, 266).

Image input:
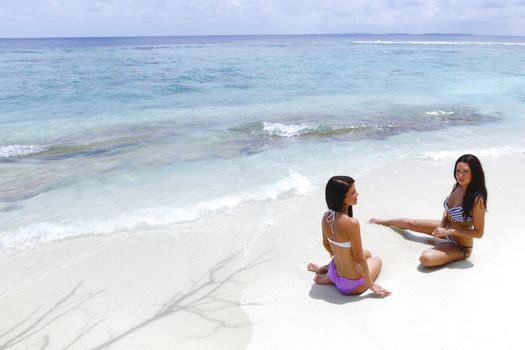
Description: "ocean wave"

(130, 45), (170, 50)
(0, 172), (313, 253)
(253, 110), (494, 140)
(263, 122), (311, 137)
(260, 121), (399, 138)
(353, 40), (525, 46)
(13, 138), (147, 161)
(0, 145), (47, 158)
(425, 110), (455, 116)
(423, 109), (496, 123)
(224, 109), (498, 157)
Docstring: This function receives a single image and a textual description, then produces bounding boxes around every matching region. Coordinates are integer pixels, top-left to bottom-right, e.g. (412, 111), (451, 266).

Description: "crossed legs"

(308, 250), (382, 295)
(419, 243), (472, 267)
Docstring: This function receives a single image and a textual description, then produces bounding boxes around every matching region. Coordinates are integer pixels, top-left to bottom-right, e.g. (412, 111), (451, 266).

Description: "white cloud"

(0, 0), (524, 37)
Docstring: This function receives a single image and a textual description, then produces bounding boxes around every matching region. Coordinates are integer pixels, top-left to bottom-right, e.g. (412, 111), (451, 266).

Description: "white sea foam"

(0, 171), (314, 252)
(263, 122), (311, 137)
(425, 110), (455, 116)
(0, 145), (46, 158)
(412, 146), (525, 161)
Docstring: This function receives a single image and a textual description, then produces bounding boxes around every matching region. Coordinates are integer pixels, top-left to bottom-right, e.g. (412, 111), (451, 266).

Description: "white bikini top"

(327, 236), (352, 248)
(324, 209), (352, 248)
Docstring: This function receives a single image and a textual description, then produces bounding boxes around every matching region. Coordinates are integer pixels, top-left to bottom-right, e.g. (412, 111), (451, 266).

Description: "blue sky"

(1, 0), (524, 38)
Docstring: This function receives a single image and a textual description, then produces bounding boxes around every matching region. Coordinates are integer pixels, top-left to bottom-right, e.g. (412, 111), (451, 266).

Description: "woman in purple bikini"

(307, 176), (391, 297)
(369, 154), (487, 267)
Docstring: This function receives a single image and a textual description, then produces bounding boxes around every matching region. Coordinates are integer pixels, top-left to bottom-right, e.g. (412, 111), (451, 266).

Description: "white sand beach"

(1, 154), (524, 349)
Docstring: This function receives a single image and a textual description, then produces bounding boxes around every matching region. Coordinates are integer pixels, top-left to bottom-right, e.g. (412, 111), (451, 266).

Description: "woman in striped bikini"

(369, 154), (488, 267)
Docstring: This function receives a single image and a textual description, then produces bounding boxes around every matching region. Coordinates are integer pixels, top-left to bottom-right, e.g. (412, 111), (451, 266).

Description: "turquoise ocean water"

(1, 34), (525, 253)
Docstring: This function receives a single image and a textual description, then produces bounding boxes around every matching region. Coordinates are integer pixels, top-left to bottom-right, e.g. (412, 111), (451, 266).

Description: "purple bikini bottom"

(328, 260), (365, 295)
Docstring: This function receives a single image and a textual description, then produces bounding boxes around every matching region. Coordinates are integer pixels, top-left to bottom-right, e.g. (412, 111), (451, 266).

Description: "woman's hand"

(432, 227), (450, 239)
(371, 283), (391, 297)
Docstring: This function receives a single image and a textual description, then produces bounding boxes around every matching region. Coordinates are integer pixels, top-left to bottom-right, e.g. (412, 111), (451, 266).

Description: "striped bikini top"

(443, 197), (472, 223)
(324, 209), (352, 248)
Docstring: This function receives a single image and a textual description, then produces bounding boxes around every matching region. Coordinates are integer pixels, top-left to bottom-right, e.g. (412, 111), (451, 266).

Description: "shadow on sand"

(0, 252), (270, 349)
(390, 227), (436, 246)
(308, 283), (383, 304)
(90, 251), (269, 349)
(417, 259), (474, 272)
(0, 282), (105, 350)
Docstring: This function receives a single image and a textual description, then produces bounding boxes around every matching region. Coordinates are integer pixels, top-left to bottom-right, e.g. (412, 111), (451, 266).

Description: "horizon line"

(3, 32), (524, 40)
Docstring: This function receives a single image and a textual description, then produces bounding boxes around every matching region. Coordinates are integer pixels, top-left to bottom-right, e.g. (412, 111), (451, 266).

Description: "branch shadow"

(90, 251), (270, 349)
(0, 281), (105, 350)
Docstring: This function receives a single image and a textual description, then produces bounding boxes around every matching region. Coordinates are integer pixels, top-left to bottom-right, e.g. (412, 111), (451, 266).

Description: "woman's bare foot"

(368, 218), (386, 225)
(313, 274), (332, 285)
(307, 263), (329, 274)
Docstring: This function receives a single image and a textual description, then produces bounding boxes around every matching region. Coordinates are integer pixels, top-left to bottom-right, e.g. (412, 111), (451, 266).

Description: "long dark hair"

(325, 176), (354, 217)
(454, 154), (488, 216)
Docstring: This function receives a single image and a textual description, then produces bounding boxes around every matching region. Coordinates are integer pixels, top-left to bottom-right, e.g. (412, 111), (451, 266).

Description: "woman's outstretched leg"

(368, 218), (440, 235)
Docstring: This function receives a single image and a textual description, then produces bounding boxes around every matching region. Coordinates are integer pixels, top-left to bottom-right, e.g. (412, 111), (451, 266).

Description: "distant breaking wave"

(0, 145), (47, 158)
(425, 110), (455, 116)
(2, 107), (499, 167)
(261, 121), (396, 138)
(130, 45), (171, 50)
(263, 122), (310, 137)
(353, 40), (525, 46)
(253, 108), (497, 141)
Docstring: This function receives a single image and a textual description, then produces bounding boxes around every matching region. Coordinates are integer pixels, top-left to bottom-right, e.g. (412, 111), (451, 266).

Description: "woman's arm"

(348, 219), (374, 287)
(434, 197), (486, 239)
(440, 209), (449, 228)
(348, 219), (390, 296)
